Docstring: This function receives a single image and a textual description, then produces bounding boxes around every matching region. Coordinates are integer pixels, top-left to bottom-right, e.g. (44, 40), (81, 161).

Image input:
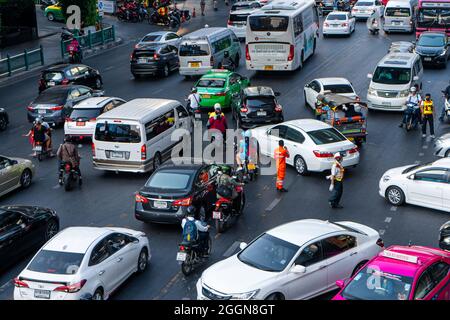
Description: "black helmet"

(64, 135), (72, 143)
(186, 205), (196, 216)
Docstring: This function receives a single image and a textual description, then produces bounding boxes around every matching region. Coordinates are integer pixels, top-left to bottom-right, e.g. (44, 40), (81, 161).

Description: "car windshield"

(197, 79), (226, 88)
(141, 34), (162, 42)
(385, 8), (410, 17)
(356, 1), (373, 6)
(246, 97), (276, 108)
(327, 14), (347, 21)
(238, 233), (299, 272)
(249, 15), (289, 32)
(27, 250), (84, 275)
(402, 161), (433, 174)
(341, 265), (414, 300)
(372, 66), (411, 85)
(323, 84), (354, 94)
(418, 35), (445, 47)
(94, 122), (141, 143)
(69, 108), (102, 120)
(307, 128), (347, 145)
(43, 71), (64, 81)
(179, 43), (210, 56)
(145, 171), (193, 190)
(34, 91), (66, 104)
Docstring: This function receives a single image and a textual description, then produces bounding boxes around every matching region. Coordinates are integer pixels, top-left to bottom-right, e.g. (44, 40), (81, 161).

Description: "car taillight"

(130, 52), (136, 61)
(61, 79), (69, 85)
(275, 104), (282, 112)
(342, 22), (348, 27)
(135, 193), (149, 204)
(173, 196), (193, 207)
(240, 106), (248, 113)
(65, 117), (73, 122)
(227, 20), (232, 25)
(215, 92), (227, 96)
(179, 245), (185, 251)
(348, 147), (358, 154)
(50, 105), (63, 111)
(141, 144), (146, 160)
(324, 22), (329, 27)
(27, 106), (34, 111)
(287, 45), (294, 61)
(376, 238), (385, 248)
(54, 280), (87, 293)
(245, 45), (250, 61)
(65, 163), (71, 172)
(313, 150), (334, 158)
(13, 278), (29, 288)
(89, 118), (97, 122)
(153, 53), (160, 60)
(91, 143), (95, 157)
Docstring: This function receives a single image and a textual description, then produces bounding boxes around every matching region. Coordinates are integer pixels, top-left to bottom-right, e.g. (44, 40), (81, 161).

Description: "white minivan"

(383, 0), (417, 33)
(227, 8), (258, 40)
(179, 27), (241, 77)
(367, 52), (423, 111)
(92, 99), (192, 173)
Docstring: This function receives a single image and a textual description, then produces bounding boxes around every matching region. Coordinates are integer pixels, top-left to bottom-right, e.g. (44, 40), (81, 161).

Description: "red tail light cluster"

(91, 143), (95, 157)
(313, 150), (334, 158)
(324, 22), (329, 27)
(141, 145), (147, 160)
(240, 106), (248, 113)
(348, 147), (358, 154)
(215, 92), (227, 97)
(173, 196), (193, 207)
(89, 118), (97, 122)
(179, 245), (186, 251)
(245, 45), (250, 61)
(61, 79), (69, 85)
(227, 20), (232, 25)
(287, 45), (295, 61)
(54, 280), (87, 293)
(27, 106), (34, 111)
(153, 53), (160, 61)
(130, 52), (136, 61)
(65, 163), (72, 172)
(135, 193), (149, 204)
(275, 104), (282, 112)
(342, 23), (348, 27)
(50, 106), (63, 111)
(13, 278), (29, 288)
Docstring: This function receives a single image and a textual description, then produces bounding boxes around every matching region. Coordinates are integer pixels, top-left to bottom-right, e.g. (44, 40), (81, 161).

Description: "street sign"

(98, 0), (115, 14)
(98, 0), (104, 17)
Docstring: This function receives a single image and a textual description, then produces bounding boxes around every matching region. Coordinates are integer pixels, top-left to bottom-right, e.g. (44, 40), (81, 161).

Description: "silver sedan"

(135, 31), (181, 49)
(434, 133), (450, 157)
(0, 155), (35, 197)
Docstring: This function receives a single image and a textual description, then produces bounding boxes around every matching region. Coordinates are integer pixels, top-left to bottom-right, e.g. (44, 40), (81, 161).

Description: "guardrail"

(0, 46), (45, 77)
(60, 25), (115, 59)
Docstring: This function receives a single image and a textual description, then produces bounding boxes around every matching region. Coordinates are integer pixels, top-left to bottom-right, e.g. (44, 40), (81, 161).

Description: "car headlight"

(368, 88), (377, 96)
(230, 289), (260, 300)
(398, 89), (410, 97)
(439, 49), (447, 56)
(382, 175), (391, 182)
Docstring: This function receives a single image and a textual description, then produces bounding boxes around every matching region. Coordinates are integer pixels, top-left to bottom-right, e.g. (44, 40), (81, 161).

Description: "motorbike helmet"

(333, 152), (342, 160)
(214, 103), (221, 111)
(64, 135), (72, 143)
(410, 86), (417, 93)
(439, 221), (450, 251)
(191, 87), (197, 93)
(35, 117), (43, 124)
(186, 205), (196, 217)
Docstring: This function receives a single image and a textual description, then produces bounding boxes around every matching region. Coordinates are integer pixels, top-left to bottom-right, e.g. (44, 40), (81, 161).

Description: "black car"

(414, 32), (449, 67)
(130, 43), (180, 79)
(27, 85), (104, 126)
(439, 221), (450, 251)
(0, 108), (8, 131)
(0, 205), (59, 271)
(38, 63), (103, 93)
(233, 86), (284, 129)
(135, 163), (221, 224)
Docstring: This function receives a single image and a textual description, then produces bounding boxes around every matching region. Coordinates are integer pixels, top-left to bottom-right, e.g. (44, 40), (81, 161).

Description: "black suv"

(38, 63), (103, 93)
(233, 86), (284, 129)
(414, 32), (449, 68)
(130, 43), (179, 79)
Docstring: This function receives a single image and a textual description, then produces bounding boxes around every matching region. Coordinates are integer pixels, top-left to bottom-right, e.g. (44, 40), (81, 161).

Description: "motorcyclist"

(187, 87), (201, 112)
(221, 51), (235, 71)
(207, 103), (228, 140)
(57, 135), (82, 185)
(68, 37), (82, 63)
(367, 9), (381, 34)
(236, 130), (250, 171)
(216, 165), (244, 203)
(181, 206), (210, 256)
(399, 86), (422, 128)
(337, 0), (346, 11)
(24, 118), (52, 156)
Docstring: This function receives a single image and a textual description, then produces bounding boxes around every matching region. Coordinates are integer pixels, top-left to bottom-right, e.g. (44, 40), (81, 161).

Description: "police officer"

(421, 93), (435, 139)
(327, 152), (345, 209)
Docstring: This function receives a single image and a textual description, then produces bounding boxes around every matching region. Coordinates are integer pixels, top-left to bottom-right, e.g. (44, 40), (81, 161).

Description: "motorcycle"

(61, 27), (77, 41)
(442, 91), (450, 120)
(369, 20), (380, 35)
(117, 6), (140, 22)
(403, 102), (420, 131)
(59, 162), (81, 191)
(234, 142), (259, 182)
(68, 48), (82, 64)
(33, 141), (52, 162)
(177, 225), (212, 276)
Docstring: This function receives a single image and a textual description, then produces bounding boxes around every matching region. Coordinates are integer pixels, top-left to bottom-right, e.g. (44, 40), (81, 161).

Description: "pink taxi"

(333, 245), (450, 300)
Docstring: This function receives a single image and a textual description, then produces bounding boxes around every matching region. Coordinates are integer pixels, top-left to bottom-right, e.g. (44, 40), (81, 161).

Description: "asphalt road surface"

(1, 6), (449, 300)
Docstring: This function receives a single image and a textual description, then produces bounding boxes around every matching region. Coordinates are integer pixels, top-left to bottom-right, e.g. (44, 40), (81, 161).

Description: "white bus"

(245, 0), (319, 71)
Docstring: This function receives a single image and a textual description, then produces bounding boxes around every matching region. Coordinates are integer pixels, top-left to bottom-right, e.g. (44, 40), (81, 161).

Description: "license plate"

(202, 94), (211, 99)
(332, 24), (339, 27)
(76, 121), (85, 126)
(212, 211), (222, 219)
(189, 62), (200, 68)
(48, 81), (56, 86)
(154, 200), (168, 209)
(111, 151), (123, 158)
(394, 22), (401, 25)
(34, 289), (51, 299)
(195, 113), (201, 119)
(247, 163), (256, 170)
(424, 57), (432, 61)
(382, 102), (391, 106)
(257, 111), (267, 116)
(38, 109), (46, 114)
(34, 145), (43, 152)
(176, 252), (187, 261)
(264, 65), (273, 70)
(138, 58), (148, 64)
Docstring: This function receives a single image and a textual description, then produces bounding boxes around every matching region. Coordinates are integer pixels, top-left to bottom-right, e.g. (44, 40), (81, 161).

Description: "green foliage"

(59, 0), (97, 26)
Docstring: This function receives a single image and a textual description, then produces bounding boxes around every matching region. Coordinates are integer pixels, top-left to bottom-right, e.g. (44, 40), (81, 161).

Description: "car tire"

(162, 64), (170, 78)
(92, 288), (104, 300)
(265, 293), (285, 300)
(153, 152), (162, 171)
(0, 116), (7, 131)
(351, 260), (368, 277)
(136, 248), (148, 273)
(445, 149), (450, 157)
(95, 77), (102, 89)
(294, 155), (308, 175)
(133, 73), (141, 80)
(47, 13), (54, 21)
(20, 169), (32, 188)
(45, 219), (59, 241)
(386, 186), (405, 206)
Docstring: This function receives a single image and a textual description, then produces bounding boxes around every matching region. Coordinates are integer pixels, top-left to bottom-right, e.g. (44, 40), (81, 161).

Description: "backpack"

(182, 219), (198, 243)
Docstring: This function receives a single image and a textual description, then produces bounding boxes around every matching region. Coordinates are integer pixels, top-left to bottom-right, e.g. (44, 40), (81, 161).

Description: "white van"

(92, 99), (192, 173)
(367, 53), (423, 111)
(383, 0), (417, 33)
(179, 27), (242, 77)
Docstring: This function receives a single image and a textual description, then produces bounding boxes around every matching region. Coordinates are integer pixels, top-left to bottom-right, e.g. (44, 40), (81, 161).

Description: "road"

(1, 4), (449, 300)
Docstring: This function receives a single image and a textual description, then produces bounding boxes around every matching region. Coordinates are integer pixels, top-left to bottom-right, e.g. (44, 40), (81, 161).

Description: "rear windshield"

(95, 122), (141, 143)
(307, 128), (346, 145)
(69, 108), (102, 120)
(327, 14), (347, 21)
(356, 2), (373, 6)
(231, 4), (253, 11)
(385, 8), (411, 17)
(323, 84), (354, 94)
(145, 171), (193, 190)
(43, 71), (64, 81)
(34, 91), (66, 104)
(135, 49), (156, 57)
(249, 16), (289, 32)
(229, 13), (250, 22)
(197, 78), (226, 88)
(28, 250), (84, 275)
(179, 43), (210, 56)
(418, 34), (446, 47)
(246, 97), (276, 108)
(141, 34), (162, 42)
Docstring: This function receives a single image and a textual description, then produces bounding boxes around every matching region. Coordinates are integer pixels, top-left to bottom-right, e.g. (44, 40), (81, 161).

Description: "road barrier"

(0, 46), (45, 77)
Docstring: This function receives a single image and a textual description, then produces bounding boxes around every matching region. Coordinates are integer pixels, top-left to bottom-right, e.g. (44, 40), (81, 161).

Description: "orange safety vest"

(333, 161), (345, 182)
(423, 100), (433, 115)
(274, 146), (289, 168)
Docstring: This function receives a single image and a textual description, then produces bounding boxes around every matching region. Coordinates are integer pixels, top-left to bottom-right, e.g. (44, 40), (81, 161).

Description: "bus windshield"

(417, 8), (450, 28)
(249, 16), (289, 32)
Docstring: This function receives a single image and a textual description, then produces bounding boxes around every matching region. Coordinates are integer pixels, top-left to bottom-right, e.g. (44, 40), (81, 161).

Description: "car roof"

(156, 163), (204, 172)
(433, 157), (450, 167)
(315, 77), (352, 86)
(244, 86), (275, 97)
(43, 227), (112, 254)
(327, 11), (349, 15)
(230, 8), (259, 14)
(143, 31), (171, 37)
(72, 97), (113, 109)
(41, 85), (82, 93)
(283, 119), (331, 132)
(322, 93), (359, 105)
(267, 219), (345, 246)
(378, 53), (418, 67)
(420, 31), (447, 38)
(182, 27), (229, 40)
(202, 70), (232, 79)
(44, 63), (72, 71)
(355, 0), (375, 3)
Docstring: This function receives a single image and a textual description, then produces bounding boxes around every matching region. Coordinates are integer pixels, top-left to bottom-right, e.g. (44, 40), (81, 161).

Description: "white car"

(304, 77), (358, 110)
(227, 9), (257, 39)
(434, 133), (450, 158)
(351, 0), (384, 19)
(379, 158), (450, 212)
(323, 11), (356, 36)
(197, 219), (383, 300)
(250, 119), (359, 175)
(64, 97), (126, 139)
(14, 227), (150, 300)
(230, 0), (263, 11)
(135, 31), (181, 49)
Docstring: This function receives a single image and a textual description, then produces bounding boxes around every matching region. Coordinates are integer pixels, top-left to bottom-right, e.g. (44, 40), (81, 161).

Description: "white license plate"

(138, 58), (148, 64)
(34, 146), (43, 152)
(111, 151), (123, 158)
(424, 57), (432, 61)
(48, 81), (56, 86)
(34, 289), (51, 299)
(257, 111), (267, 116)
(38, 109), (46, 114)
(394, 22), (402, 25)
(195, 113), (201, 119)
(154, 200), (168, 209)
(176, 252), (187, 261)
(332, 24), (339, 27)
(382, 102), (391, 106)
(212, 211), (222, 219)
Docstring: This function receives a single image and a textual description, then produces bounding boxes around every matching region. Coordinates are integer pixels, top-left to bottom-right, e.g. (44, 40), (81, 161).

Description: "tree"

(59, 0), (97, 27)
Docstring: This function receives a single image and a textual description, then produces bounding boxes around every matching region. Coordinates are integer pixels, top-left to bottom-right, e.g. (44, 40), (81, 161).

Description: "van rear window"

(179, 43), (210, 56)
(95, 122), (141, 143)
(385, 8), (410, 17)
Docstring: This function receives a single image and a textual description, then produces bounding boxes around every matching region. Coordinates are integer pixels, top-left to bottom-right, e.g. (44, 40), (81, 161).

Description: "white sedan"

(14, 227), (150, 300)
(303, 77), (358, 110)
(379, 158), (450, 212)
(250, 119), (359, 175)
(351, 0), (384, 19)
(197, 219), (383, 300)
(135, 31), (181, 49)
(434, 133), (450, 158)
(323, 11), (356, 36)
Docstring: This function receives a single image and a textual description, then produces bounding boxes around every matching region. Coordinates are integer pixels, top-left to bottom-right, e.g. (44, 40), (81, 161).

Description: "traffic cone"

(192, 7), (196, 18)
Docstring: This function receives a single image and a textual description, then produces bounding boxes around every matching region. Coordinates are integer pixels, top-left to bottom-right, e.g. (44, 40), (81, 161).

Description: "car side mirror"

(239, 242), (247, 250)
(274, 92), (281, 96)
(336, 279), (346, 289)
(290, 265), (306, 274)
(367, 73), (373, 79)
(413, 76), (419, 81)
(10, 160), (18, 166)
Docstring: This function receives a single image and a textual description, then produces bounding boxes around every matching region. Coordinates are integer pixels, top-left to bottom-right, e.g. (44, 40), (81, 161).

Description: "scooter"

(177, 224), (211, 276)
(34, 141), (52, 162)
(59, 162), (81, 191)
(68, 49), (82, 63)
(403, 102), (420, 131)
(369, 20), (380, 35)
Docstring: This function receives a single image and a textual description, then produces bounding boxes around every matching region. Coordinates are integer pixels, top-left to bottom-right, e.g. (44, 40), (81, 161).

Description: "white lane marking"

(52, 184), (61, 189)
(422, 145), (428, 149)
(153, 89), (163, 94)
(0, 280), (12, 291)
(414, 160), (421, 164)
(385, 217), (392, 223)
(379, 229), (385, 235)
(418, 152), (424, 156)
(104, 66), (115, 71)
(390, 206), (397, 212)
(222, 241), (241, 257)
(265, 198), (281, 211)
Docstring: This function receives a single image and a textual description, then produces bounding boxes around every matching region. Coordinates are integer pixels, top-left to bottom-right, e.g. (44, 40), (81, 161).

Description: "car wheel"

(162, 64), (170, 77)
(445, 149), (450, 157)
(45, 219), (59, 241)
(47, 13), (54, 21)
(20, 169), (32, 188)
(92, 288), (104, 300)
(0, 116), (7, 131)
(133, 73), (141, 80)
(386, 186), (405, 206)
(137, 248), (148, 273)
(95, 78), (102, 89)
(153, 152), (162, 171)
(294, 156), (308, 175)
(265, 293), (285, 300)
(351, 260), (368, 277)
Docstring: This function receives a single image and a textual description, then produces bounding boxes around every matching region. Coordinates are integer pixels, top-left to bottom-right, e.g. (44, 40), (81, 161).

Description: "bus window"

(293, 15), (304, 37)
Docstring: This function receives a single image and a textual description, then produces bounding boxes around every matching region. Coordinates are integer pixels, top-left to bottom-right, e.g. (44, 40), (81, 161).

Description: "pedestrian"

(274, 140), (289, 192)
(439, 80), (450, 122)
(421, 93), (435, 138)
(214, 0), (218, 11)
(200, 0), (206, 16)
(327, 152), (345, 209)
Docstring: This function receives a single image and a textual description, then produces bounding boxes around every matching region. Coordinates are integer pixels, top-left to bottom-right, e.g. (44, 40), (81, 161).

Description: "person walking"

(421, 93), (435, 138)
(274, 140), (289, 192)
(327, 152), (345, 209)
(200, 0), (206, 16)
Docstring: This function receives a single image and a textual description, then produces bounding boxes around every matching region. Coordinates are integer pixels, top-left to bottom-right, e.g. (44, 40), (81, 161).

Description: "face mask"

(426, 98), (430, 101)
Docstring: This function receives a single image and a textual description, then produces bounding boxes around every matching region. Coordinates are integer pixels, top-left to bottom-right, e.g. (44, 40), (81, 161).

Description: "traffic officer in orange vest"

(327, 152), (345, 209)
(274, 140), (289, 192)
(420, 93), (435, 139)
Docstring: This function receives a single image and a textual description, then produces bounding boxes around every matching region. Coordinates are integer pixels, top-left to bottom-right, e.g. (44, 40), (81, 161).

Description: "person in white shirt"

(181, 206), (210, 256)
(187, 87), (201, 112)
(399, 86), (422, 128)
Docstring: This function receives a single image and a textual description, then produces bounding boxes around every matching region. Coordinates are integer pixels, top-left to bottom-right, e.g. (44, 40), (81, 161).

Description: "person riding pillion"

(421, 93), (435, 139)
(181, 206), (210, 256)
(207, 103), (228, 138)
(399, 86), (422, 128)
(275, 140), (289, 192)
(327, 152), (345, 209)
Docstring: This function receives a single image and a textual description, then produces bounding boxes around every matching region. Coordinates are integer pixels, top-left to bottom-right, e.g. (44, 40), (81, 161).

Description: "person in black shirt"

(439, 80), (450, 122)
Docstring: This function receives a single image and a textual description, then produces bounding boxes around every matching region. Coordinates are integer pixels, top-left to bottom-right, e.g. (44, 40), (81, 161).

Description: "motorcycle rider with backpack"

(181, 206), (210, 256)
(57, 135), (82, 185)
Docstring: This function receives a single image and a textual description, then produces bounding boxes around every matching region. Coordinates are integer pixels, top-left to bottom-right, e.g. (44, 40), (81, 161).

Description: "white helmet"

(410, 86), (417, 93)
(214, 103), (221, 111)
(334, 152), (342, 159)
(204, 24), (209, 28)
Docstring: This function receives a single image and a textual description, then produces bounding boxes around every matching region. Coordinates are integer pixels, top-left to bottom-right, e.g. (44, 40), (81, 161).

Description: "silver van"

(383, 0), (417, 33)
